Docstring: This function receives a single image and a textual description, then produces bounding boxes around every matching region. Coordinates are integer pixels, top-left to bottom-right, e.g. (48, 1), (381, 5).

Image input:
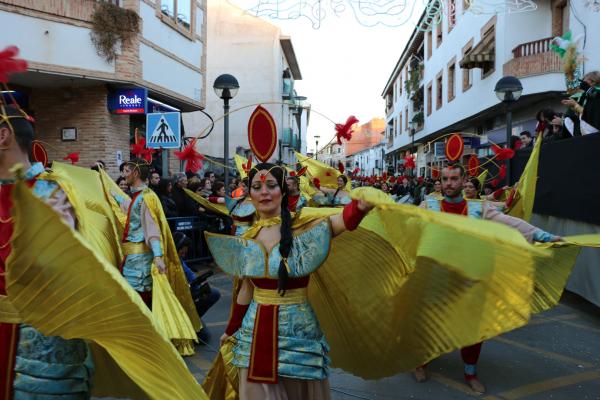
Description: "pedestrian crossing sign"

(146, 112), (181, 149)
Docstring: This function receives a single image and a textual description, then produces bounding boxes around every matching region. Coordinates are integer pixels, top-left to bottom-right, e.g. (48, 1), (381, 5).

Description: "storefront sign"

(108, 88), (147, 114)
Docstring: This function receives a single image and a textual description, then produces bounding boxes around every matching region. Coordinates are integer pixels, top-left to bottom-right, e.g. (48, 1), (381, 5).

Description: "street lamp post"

(314, 135), (320, 160)
(213, 74), (239, 190)
(494, 76), (523, 186)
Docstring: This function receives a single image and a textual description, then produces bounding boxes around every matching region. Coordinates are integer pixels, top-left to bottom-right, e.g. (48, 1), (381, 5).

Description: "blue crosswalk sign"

(146, 112), (181, 149)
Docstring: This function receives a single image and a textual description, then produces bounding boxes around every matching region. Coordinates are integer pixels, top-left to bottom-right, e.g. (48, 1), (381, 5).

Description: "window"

(481, 26), (495, 78)
(436, 73), (443, 110)
(448, 0), (456, 31)
(427, 83), (432, 116)
(405, 108), (409, 131)
(399, 114), (402, 135)
(462, 40), (474, 92)
(161, 0), (192, 30)
(448, 60), (456, 102)
(436, 21), (443, 47)
(427, 30), (432, 59)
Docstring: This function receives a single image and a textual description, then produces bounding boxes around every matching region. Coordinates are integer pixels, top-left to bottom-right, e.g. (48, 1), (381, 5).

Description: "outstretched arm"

(482, 202), (561, 243)
(330, 199), (374, 237)
(111, 191), (131, 213)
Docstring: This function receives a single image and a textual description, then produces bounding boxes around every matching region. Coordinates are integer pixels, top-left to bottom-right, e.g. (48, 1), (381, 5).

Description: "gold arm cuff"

(0, 295), (23, 323)
(253, 287), (308, 305)
(122, 242), (151, 256)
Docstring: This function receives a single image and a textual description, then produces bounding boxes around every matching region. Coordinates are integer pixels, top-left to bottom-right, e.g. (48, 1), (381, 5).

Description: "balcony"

(282, 128), (292, 146)
(503, 37), (562, 78)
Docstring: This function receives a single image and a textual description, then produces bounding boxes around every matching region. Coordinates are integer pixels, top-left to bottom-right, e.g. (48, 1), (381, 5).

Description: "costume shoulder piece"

(205, 218), (331, 278)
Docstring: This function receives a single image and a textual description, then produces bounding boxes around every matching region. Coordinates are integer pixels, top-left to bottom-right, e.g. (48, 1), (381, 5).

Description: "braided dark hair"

(249, 163), (292, 295)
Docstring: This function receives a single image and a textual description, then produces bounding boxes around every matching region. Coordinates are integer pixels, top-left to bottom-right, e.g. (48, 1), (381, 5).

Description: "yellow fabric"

(185, 188), (229, 216)
(253, 287), (308, 305)
(477, 169), (488, 188)
(5, 179), (208, 399)
(508, 133), (543, 221)
(142, 191), (203, 335)
(295, 151), (351, 191)
(234, 154), (248, 179)
(98, 167), (128, 232)
(122, 241), (150, 255)
(44, 163), (123, 266)
(285, 165), (319, 198)
(202, 338), (239, 400)
(151, 267), (198, 356)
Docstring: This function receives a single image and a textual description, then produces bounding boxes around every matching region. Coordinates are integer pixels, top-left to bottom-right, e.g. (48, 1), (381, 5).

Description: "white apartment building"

(184, 0), (308, 172)
(2, 0), (207, 176)
(350, 141), (386, 178)
(318, 141), (345, 169)
(382, 0), (600, 177)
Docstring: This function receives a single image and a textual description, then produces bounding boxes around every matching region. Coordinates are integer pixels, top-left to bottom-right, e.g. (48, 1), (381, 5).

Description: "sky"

(229, 1), (426, 153)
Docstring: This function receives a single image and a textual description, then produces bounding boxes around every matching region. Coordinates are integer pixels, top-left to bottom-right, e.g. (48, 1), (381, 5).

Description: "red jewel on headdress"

(260, 173), (267, 182)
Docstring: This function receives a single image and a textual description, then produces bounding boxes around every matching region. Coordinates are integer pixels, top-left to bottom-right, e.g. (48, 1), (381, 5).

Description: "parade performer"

(110, 158), (201, 355)
(414, 137), (561, 393)
(285, 174), (308, 212)
(425, 178), (442, 199)
(0, 105), (207, 399)
(312, 174), (351, 206)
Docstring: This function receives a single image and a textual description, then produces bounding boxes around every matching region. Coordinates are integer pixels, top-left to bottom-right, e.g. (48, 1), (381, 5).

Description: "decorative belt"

(122, 242), (151, 256)
(253, 287), (308, 305)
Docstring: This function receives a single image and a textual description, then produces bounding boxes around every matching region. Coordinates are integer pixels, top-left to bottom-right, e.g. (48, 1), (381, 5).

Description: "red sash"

(287, 194), (300, 212)
(441, 198), (468, 215)
(247, 277), (310, 383)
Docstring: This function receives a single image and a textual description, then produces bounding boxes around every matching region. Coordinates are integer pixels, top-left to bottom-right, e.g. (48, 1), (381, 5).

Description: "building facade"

(382, 0), (600, 177)
(3, 0), (207, 177)
(183, 0), (308, 174)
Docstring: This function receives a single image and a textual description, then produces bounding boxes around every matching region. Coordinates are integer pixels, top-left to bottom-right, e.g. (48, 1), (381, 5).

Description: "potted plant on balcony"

(90, 2), (140, 63)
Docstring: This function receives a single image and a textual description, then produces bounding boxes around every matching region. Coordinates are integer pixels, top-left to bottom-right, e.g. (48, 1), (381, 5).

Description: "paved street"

(187, 270), (600, 400)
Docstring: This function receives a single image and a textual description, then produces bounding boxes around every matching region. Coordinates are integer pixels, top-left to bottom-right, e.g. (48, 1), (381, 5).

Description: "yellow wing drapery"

(508, 133), (543, 221)
(295, 151), (352, 191)
(4, 179), (208, 399)
(203, 187), (600, 398)
(185, 188), (230, 216)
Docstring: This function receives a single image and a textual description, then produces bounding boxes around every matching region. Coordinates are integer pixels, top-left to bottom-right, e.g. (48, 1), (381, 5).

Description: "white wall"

(569, 0), (600, 73)
(0, 10), (114, 73)
(183, 0), (289, 161)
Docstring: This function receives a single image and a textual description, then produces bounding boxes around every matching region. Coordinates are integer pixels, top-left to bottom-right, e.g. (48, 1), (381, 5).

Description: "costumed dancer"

(415, 161), (561, 393)
(0, 105), (95, 399)
(312, 174), (351, 206)
(285, 174), (308, 212)
(112, 158), (167, 307)
(425, 178), (442, 200)
(206, 163), (374, 399)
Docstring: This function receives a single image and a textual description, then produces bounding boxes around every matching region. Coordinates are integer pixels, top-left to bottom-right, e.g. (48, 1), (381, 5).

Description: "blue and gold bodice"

(227, 197), (256, 218)
(125, 187), (147, 243)
(206, 218), (332, 278)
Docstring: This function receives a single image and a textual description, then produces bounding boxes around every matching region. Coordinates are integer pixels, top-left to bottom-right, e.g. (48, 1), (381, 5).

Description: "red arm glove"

(342, 199), (367, 231)
(225, 302), (249, 336)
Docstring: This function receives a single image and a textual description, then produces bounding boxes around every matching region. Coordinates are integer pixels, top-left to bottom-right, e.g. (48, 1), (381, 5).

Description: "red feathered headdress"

(352, 167), (360, 175)
(0, 46), (27, 83)
(174, 139), (204, 173)
(130, 137), (156, 163)
(63, 152), (79, 165)
(338, 161), (345, 174)
(404, 155), (416, 170)
(242, 156), (252, 174)
(335, 116), (359, 145)
(491, 144), (515, 161)
(289, 166), (307, 177)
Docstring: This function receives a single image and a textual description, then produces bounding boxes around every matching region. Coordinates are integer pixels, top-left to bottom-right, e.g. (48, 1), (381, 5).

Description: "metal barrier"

(167, 214), (232, 265)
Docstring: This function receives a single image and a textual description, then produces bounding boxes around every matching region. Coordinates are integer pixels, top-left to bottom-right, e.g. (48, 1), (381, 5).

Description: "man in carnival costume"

(415, 162), (561, 393)
(0, 104), (97, 399)
(285, 174), (308, 212)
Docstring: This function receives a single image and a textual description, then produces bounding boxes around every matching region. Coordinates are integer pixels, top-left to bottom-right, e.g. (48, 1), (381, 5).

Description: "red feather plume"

(382, 171), (387, 182)
(498, 164), (507, 179)
(0, 46), (28, 83)
(130, 138), (156, 163)
(63, 152), (79, 165)
(174, 139), (204, 173)
(242, 156), (252, 174)
(491, 144), (515, 161)
(338, 161), (345, 174)
(404, 155), (416, 170)
(335, 116), (359, 145)
(490, 178), (500, 187)
(352, 167), (360, 175)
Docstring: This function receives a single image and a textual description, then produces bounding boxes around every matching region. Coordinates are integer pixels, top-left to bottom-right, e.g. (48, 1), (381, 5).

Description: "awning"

(460, 33), (495, 69)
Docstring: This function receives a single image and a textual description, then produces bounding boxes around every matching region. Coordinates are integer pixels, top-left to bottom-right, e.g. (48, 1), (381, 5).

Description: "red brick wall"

(503, 52), (562, 78)
(30, 85), (130, 178)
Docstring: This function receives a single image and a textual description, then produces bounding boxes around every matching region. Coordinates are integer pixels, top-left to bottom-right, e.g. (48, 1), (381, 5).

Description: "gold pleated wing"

(306, 187), (600, 379)
(5, 179), (208, 399)
(185, 187), (230, 216)
(142, 191), (203, 335)
(295, 151), (352, 191)
(152, 266), (198, 356)
(508, 133), (543, 221)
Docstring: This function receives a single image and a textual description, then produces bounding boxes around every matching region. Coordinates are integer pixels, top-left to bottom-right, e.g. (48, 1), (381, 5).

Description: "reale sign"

(108, 88), (147, 114)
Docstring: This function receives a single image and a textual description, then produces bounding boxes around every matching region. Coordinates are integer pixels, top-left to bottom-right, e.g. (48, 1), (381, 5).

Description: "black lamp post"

(314, 135), (320, 160)
(213, 74), (239, 190)
(494, 76), (522, 186)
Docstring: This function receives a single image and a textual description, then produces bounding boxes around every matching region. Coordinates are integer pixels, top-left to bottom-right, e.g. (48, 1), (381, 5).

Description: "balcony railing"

(512, 37), (553, 58)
